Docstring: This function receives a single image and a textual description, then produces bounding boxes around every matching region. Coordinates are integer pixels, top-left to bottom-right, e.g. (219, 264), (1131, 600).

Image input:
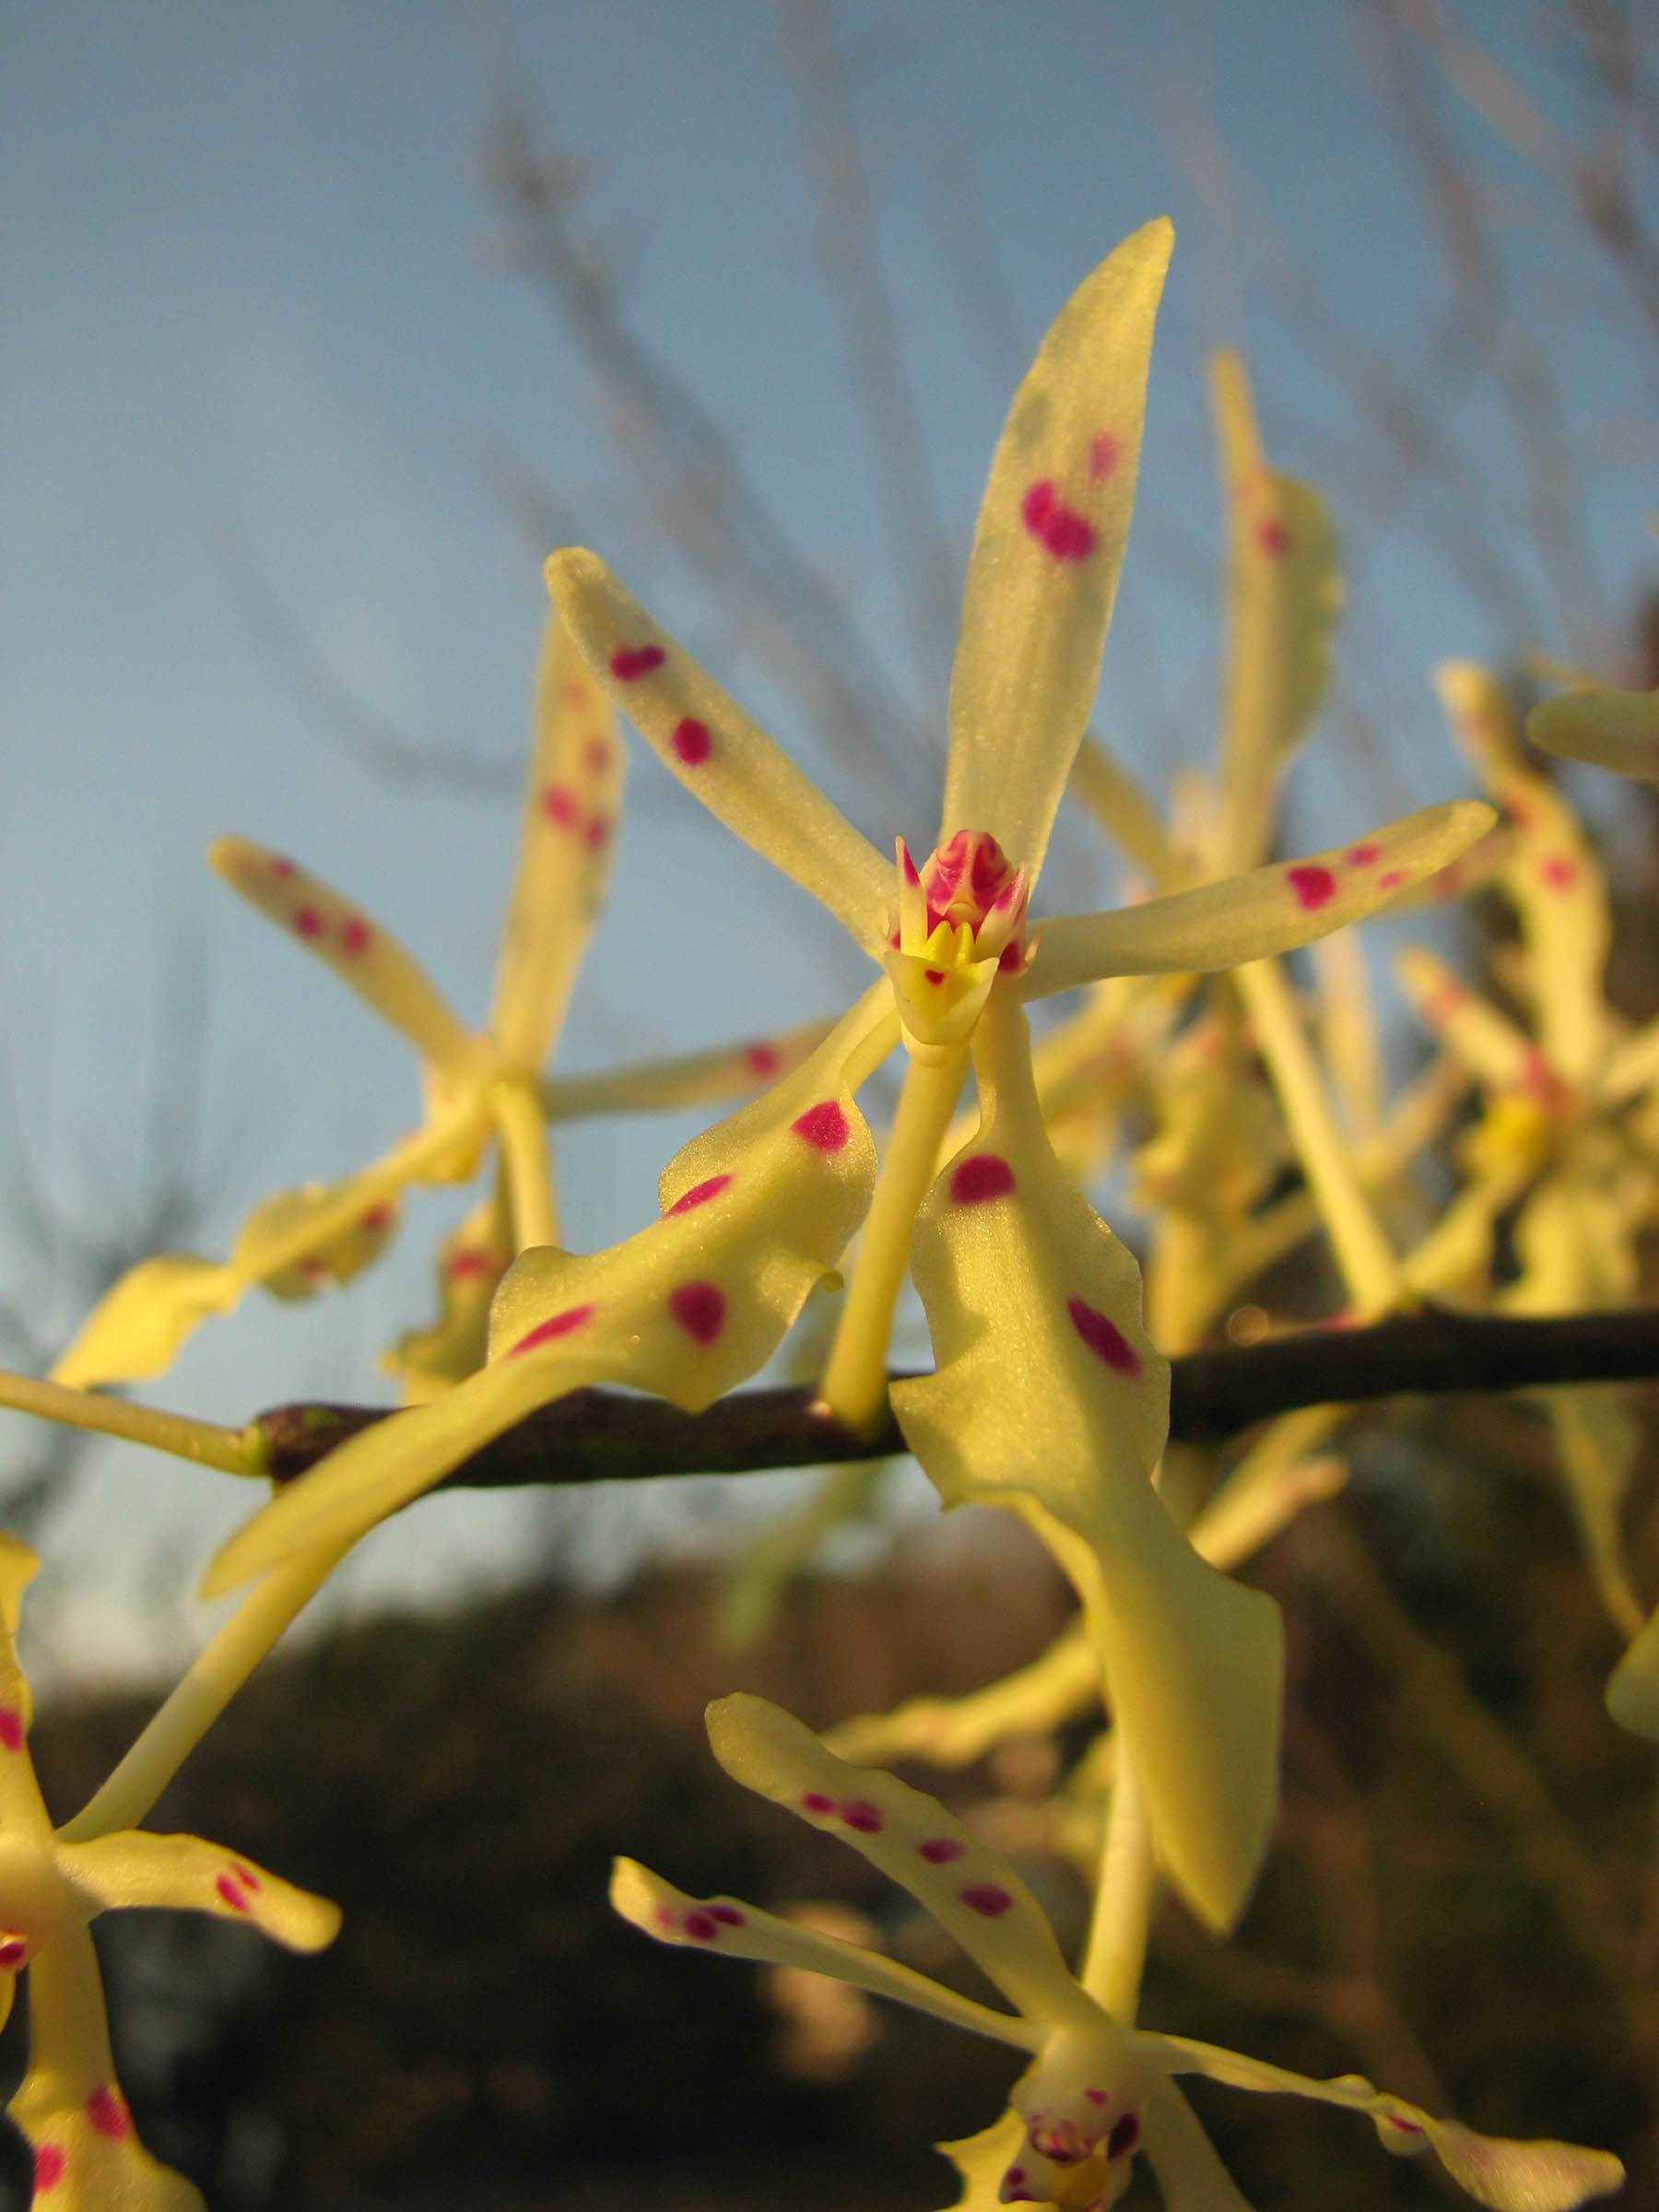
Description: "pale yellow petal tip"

(1605, 1613), (1659, 1738)
(544, 545), (607, 601)
(609, 1854), (661, 1934)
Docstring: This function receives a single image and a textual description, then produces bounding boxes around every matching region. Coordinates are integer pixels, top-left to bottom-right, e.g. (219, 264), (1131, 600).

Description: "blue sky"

(1, 3), (1653, 1673)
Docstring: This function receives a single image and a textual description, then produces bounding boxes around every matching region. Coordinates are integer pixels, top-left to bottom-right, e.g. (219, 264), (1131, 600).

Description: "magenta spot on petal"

(744, 1041), (781, 1077)
(708, 1904), (745, 1926)
(1254, 516), (1292, 557)
(1004, 2168), (1027, 2195)
(0, 1936), (25, 1967)
(358, 1205), (393, 1235)
(512, 1303), (595, 1355)
(672, 717), (712, 766)
(949, 1154), (1016, 1205)
(293, 906), (324, 938)
(583, 814), (611, 851)
(216, 1873), (252, 1912)
(840, 1799), (882, 1833)
(1287, 863), (1337, 911)
(232, 1862), (262, 1889)
(584, 737), (611, 774)
(1021, 478), (1097, 561)
(924, 968), (946, 985)
(85, 2087), (128, 2140)
(1377, 867), (1406, 890)
(271, 856), (295, 879)
(1088, 430), (1119, 481)
(997, 941), (1022, 972)
(609, 643), (665, 681)
(901, 843), (922, 886)
(339, 915), (371, 956)
(543, 784), (579, 830)
(1345, 842), (1381, 866)
(0, 1710), (22, 1753)
(888, 927), (901, 948)
(917, 1837), (965, 1865)
(1108, 2114), (1140, 2158)
(448, 1249), (489, 1281)
(33, 2145), (65, 2192)
(792, 1100), (849, 1151)
(666, 1173), (733, 1217)
(668, 1280), (725, 1344)
(801, 1792), (834, 1814)
(1083, 2088), (1109, 2108)
(683, 1912), (718, 1941)
(1539, 853), (1578, 890)
(1066, 1297), (1142, 1377)
(959, 1882), (1014, 1918)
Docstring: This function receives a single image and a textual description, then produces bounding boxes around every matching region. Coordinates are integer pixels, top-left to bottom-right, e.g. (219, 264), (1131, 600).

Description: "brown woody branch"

(250, 1304), (1659, 1492)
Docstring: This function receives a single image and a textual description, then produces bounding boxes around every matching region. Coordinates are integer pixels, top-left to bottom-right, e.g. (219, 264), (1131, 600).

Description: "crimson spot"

(542, 784), (579, 830)
(672, 717), (712, 766)
(668, 1281), (725, 1344)
(666, 1174), (732, 1216)
(33, 2146), (64, 2192)
(609, 643), (665, 681)
(840, 1800), (882, 1833)
(512, 1303), (594, 1355)
(959, 1882), (1014, 1917)
(917, 1837), (965, 1865)
(1021, 479), (1097, 561)
(1287, 863), (1337, 911)
(949, 1155), (1015, 1205)
(85, 2087), (129, 2139)
(792, 1100), (849, 1151)
(1066, 1297), (1142, 1377)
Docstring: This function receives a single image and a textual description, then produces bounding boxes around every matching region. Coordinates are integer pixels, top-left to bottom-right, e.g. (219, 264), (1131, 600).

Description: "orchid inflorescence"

(0, 215), (1641, 2202)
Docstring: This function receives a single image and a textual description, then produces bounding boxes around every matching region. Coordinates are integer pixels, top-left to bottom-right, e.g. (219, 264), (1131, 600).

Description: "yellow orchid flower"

(0, 1534), (337, 2206)
(52, 613), (831, 1397)
(616, 1695), (1623, 2212)
(1528, 678), (1659, 784)
(204, 219), (1491, 1936)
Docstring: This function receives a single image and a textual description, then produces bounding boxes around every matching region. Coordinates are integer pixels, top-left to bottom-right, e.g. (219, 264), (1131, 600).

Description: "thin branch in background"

(474, 58), (935, 826)
(1414, 0), (1659, 348)
(1371, 0), (1618, 669)
(215, 517), (522, 795)
(779, 0), (960, 701)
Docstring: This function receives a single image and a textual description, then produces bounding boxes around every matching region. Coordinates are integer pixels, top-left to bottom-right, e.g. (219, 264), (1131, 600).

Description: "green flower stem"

(0, 1371), (253, 1477)
(1234, 957), (1400, 1316)
(818, 1041), (969, 1431)
(57, 1541), (347, 1841)
(490, 1075), (560, 1250)
(1081, 1743), (1154, 2023)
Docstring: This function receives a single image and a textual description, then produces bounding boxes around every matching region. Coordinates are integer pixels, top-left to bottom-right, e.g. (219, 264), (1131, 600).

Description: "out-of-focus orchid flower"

(52, 614), (830, 1397)
(0, 1534), (337, 2206)
(616, 1695), (1623, 2212)
(1528, 680), (1659, 784)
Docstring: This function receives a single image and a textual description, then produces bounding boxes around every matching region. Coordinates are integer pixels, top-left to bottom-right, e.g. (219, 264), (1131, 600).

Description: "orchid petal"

(1438, 664), (1609, 1083)
(488, 609), (626, 1070)
(1141, 2078), (1256, 2211)
(705, 1693), (1092, 2030)
(540, 1015), (837, 1121)
(1210, 348), (1341, 875)
(0, 1536), (48, 1842)
(1147, 2031), (1625, 2211)
(56, 1835), (340, 1951)
(1024, 802), (1496, 1001)
(894, 997), (1281, 1933)
(50, 1254), (240, 1390)
(1394, 947), (1547, 1098)
(209, 837), (481, 1074)
(233, 1181), (401, 1301)
(201, 989), (889, 1594)
(545, 548), (891, 953)
(609, 1855), (1036, 2052)
(383, 1182), (513, 1405)
(1607, 1602), (1659, 1737)
(945, 219), (1171, 882)
(938, 2112), (1041, 2210)
(1528, 681), (1659, 783)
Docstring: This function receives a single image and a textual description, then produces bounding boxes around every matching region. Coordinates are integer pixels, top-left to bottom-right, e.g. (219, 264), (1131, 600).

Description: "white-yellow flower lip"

(886, 832), (1030, 1057)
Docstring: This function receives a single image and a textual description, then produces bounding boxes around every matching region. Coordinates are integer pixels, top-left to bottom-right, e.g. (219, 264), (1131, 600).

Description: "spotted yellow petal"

(1210, 349), (1341, 875)
(545, 549), (891, 954)
(56, 1834), (338, 1951)
(50, 1254), (240, 1390)
(947, 219), (1185, 880)
(1394, 946), (1548, 1099)
(1026, 802), (1495, 1001)
(209, 836), (481, 1075)
(201, 988), (889, 1594)
(706, 1693), (1092, 2030)
(1148, 2031), (1625, 2211)
(1528, 681), (1659, 782)
(233, 1181), (401, 1301)
(945, 218), (1172, 884)
(894, 997), (1281, 1933)
(383, 1182), (513, 1404)
(489, 609), (626, 1070)
(609, 1855), (1034, 2052)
